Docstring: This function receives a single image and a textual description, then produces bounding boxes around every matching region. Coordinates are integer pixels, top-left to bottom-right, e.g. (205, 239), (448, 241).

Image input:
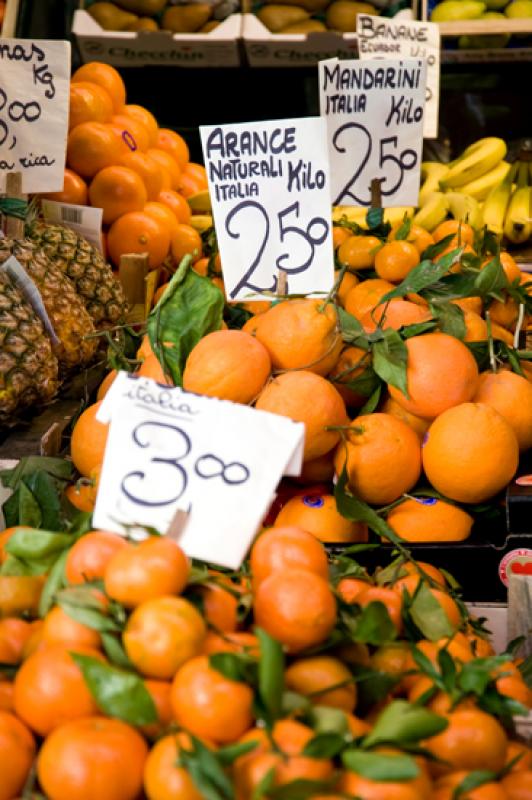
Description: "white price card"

(200, 118), (334, 301)
(93, 372), (305, 569)
(319, 58), (427, 208)
(41, 200), (103, 253)
(0, 39), (71, 193)
(357, 15), (440, 140)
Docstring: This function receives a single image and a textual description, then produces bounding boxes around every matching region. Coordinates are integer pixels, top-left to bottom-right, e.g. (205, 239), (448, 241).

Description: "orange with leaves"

(70, 401), (109, 478)
(375, 240), (420, 282)
(41, 606), (101, 650)
(66, 530), (128, 585)
(360, 298), (432, 333)
(284, 655), (356, 711)
(143, 733), (203, 800)
(424, 708), (508, 776)
(328, 345), (371, 408)
(337, 235), (381, 270)
(344, 278), (395, 321)
(434, 771), (509, 800)
(250, 525), (329, 587)
(502, 771), (532, 799)
(0, 710), (35, 800)
(333, 412), (422, 505)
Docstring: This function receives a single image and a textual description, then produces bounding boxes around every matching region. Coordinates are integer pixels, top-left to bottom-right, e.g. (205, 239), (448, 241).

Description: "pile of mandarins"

(42, 62), (206, 270)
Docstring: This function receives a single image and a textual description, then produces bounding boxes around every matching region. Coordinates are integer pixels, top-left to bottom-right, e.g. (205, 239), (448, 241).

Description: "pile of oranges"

(0, 518), (531, 799)
(42, 62), (207, 270)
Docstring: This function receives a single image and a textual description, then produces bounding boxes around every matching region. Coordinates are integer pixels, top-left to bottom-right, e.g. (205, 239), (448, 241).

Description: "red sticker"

(499, 548), (532, 587)
(515, 475), (532, 487)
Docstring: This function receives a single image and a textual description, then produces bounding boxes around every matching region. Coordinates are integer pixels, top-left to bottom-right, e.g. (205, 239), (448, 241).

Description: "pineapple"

(0, 268), (59, 421)
(25, 221), (128, 328)
(0, 238), (98, 372)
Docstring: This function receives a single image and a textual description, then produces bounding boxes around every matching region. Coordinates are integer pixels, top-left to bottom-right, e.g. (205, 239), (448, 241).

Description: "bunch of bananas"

(483, 157), (532, 244)
(415, 137), (509, 232)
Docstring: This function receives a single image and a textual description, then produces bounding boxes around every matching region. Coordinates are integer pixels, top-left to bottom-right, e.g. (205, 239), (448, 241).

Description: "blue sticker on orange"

(303, 495), (325, 508)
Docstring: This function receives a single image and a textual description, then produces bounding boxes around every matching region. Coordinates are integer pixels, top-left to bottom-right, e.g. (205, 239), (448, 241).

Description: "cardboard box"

(242, 13), (359, 67)
(72, 9), (242, 68)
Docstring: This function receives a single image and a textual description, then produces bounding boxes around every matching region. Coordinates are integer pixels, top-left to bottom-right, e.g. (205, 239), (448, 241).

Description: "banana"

(504, 186), (531, 244)
(454, 160), (510, 201)
(419, 162), (450, 206)
(413, 191), (450, 232)
(331, 206), (414, 227)
(446, 192), (483, 229)
(187, 190), (212, 214)
(440, 137), (507, 190)
(189, 214), (213, 232)
(481, 162), (518, 237)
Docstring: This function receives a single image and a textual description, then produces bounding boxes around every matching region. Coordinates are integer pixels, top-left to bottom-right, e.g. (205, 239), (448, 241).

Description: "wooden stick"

(277, 269), (288, 297)
(507, 573), (532, 659)
(167, 509), (190, 543)
(4, 173), (26, 239)
(370, 178), (383, 210)
(119, 253), (150, 323)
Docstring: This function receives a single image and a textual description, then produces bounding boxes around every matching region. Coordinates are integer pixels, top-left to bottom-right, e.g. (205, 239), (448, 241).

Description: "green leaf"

(452, 770), (497, 798)
(256, 627), (284, 724)
(209, 652), (249, 683)
(5, 483), (41, 528)
(348, 601), (397, 646)
(309, 705), (349, 736)
(381, 254), (461, 303)
(38, 548), (68, 617)
(342, 750), (419, 781)
(349, 665), (400, 714)
(57, 586), (122, 633)
(337, 306), (368, 345)
(25, 471), (63, 531)
(217, 740), (260, 767)
(303, 732), (346, 759)
(0, 456), (72, 490)
(268, 779), (335, 800)
(1, 554), (49, 576)
(372, 330), (408, 396)
(281, 690), (311, 716)
(475, 255), (509, 297)
(393, 216), (412, 241)
(179, 735), (234, 800)
(6, 529), (72, 561)
(147, 255), (224, 386)
(422, 271), (479, 304)
(458, 659), (498, 696)
(430, 302), (467, 339)
(334, 366), (380, 399)
(421, 234), (456, 261)
(407, 583), (456, 641)
(438, 648), (457, 693)
(101, 633), (135, 670)
(71, 653), (157, 725)
(363, 700), (448, 748)
(400, 321), (437, 339)
(359, 384), (382, 414)
(334, 467), (404, 545)
(252, 767), (276, 800)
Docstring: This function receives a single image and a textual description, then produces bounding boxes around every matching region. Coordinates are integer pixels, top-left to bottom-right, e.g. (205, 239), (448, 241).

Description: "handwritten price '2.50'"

(226, 200), (329, 298)
(120, 420), (250, 508)
(333, 122), (417, 207)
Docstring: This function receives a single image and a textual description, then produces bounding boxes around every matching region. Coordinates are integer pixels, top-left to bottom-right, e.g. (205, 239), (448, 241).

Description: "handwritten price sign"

(93, 372), (305, 569)
(0, 39), (70, 193)
(357, 15), (440, 139)
(200, 118), (334, 301)
(319, 58), (427, 208)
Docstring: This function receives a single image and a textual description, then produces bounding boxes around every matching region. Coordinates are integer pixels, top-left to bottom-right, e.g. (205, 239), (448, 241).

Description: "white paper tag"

(319, 58), (427, 208)
(356, 15), (440, 140)
(41, 200), (103, 253)
(200, 117), (334, 301)
(0, 39), (71, 193)
(93, 372), (305, 569)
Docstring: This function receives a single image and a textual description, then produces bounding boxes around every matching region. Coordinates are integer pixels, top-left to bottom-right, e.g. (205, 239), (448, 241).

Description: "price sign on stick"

(356, 15), (440, 140)
(0, 40), (71, 193)
(93, 372), (305, 569)
(200, 118), (334, 301)
(319, 58), (427, 208)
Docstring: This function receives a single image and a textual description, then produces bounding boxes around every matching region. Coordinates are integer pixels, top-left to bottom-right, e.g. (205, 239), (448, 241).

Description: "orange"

(69, 81), (113, 129)
(344, 278), (395, 320)
(502, 771), (532, 800)
(179, 162), (208, 198)
(67, 122), (122, 178)
(433, 220), (475, 247)
(111, 113), (150, 152)
(380, 395), (430, 440)
(337, 235), (381, 270)
(170, 223), (203, 264)
(123, 104), (158, 146)
(462, 310), (488, 342)
(41, 167), (88, 205)
(254, 298), (342, 376)
(147, 148), (182, 191)
(328, 345), (371, 408)
(70, 401), (109, 478)
(492, 322), (515, 346)
(274, 493), (368, 543)
(332, 225), (351, 250)
(337, 576), (372, 604)
(136, 354), (173, 385)
(0, 681), (14, 711)
(89, 165), (147, 225)
(0, 618), (33, 664)
(505, 741), (532, 772)
(424, 708), (508, 776)
(143, 734), (202, 800)
(72, 62), (126, 112)
(183, 329), (270, 404)
(157, 189), (191, 224)
(197, 579), (240, 633)
(142, 680), (173, 740)
(97, 369), (117, 401)
(388, 332), (479, 420)
(298, 452), (335, 483)
(66, 530), (128, 585)
(488, 295), (521, 330)
(338, 769), (428, 799)
(360, 298), (432, 333)
(250, 525), (329, 587)
(435, 771), (509, 800)
(452, 296), (483, 314)
(370, 641), (413, 683)
(357, 585), (403, 630)
(171, 654), (253, 743)
(271, 718), (333, 785)
(393, 575), (462, 630)
(41, 606), (101, 650)
(253, 568), (337, 653)
(37, 716), (148, 800)
(144, 200), (181, 239)
(386, 497), (474, 542)
(389, 222), (434, 255)
(499, 251), (522, 284)
(285, 655), (356, 711)
(333, 412), (422, 505)
(124, 596), (206, 680)
(202, 631), (260, 657)
(422, 402), (519, 503)
(104, 536), (189, 608)
(119, 150), (165, 200)
(107, 211), (170, 268)
(13, 644), (103, 736)
(335, 269), (359, 307)
(473, 370), (532, 451)
(393, 560), (447, 587)
(255, 371), (348, 461)
(66, 474), (99, 513)
(0, 575), (44, 618)
(0, 710), (35, 800)
(155, 128), (190, 169)
(375, 240), (420, 282)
